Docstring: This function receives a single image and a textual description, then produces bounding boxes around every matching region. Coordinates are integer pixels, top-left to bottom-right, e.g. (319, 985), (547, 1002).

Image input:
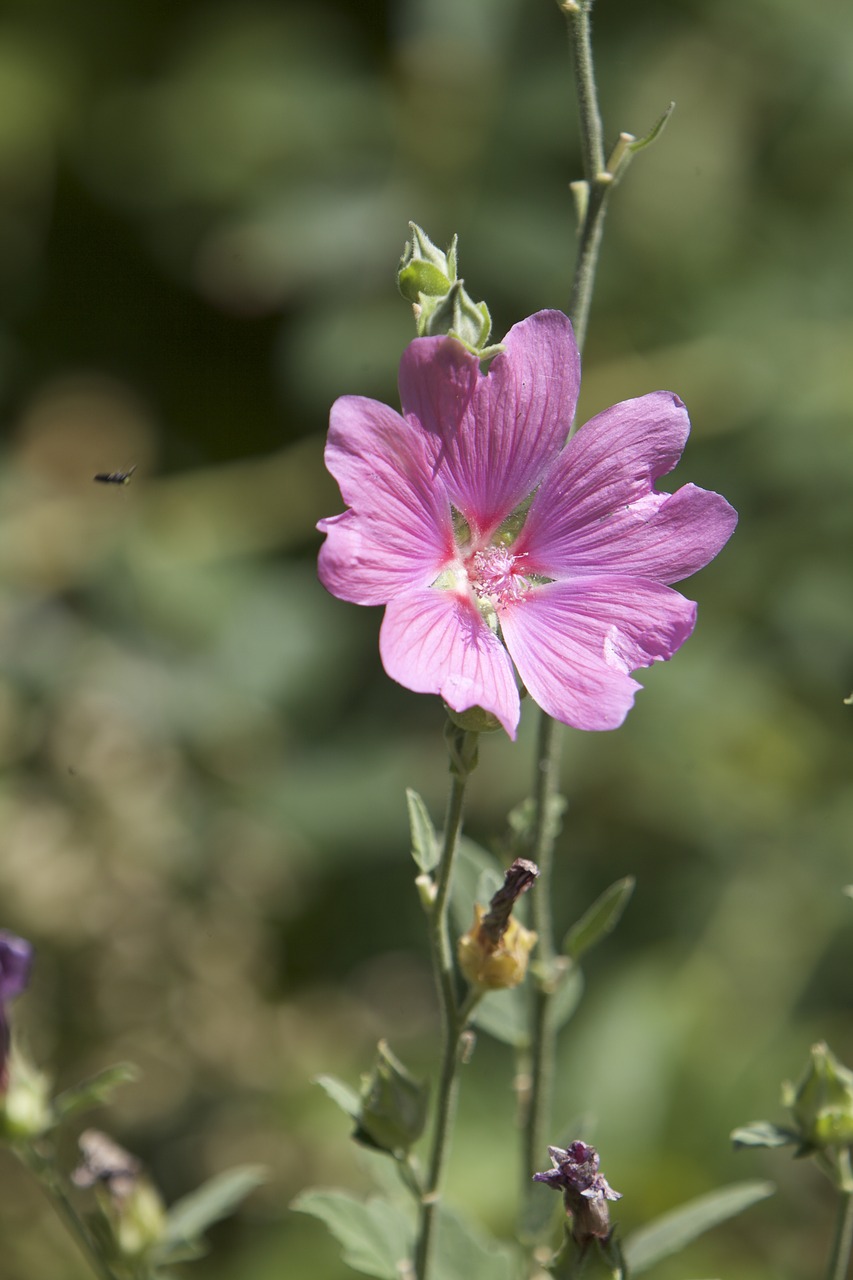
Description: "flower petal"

(522, 481), (738, 584)
(518, 391), (702, 572)
(318, 395), (454, 603)
(399, 311), (580, 536)
(501, 576), (697, 730)
(380, 591), (520, 737)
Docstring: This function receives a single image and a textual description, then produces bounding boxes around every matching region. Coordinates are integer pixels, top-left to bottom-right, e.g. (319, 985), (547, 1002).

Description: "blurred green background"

(1, 0), (851, 1276)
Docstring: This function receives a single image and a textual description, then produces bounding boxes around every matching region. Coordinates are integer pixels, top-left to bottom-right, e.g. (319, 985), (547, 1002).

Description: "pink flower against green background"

(318, 311), (736, 738)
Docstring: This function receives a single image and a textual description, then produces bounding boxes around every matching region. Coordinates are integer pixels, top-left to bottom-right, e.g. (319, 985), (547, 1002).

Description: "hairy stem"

(826, 1152), (853, 1280)
(522, 0), (611, 1194)
(414, 729), (479, 1280)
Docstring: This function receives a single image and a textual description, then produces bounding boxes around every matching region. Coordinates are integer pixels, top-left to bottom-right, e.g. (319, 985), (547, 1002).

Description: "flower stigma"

(469, 545), (528, 607)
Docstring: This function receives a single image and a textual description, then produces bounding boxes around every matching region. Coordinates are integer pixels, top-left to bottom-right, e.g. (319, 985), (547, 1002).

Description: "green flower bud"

(0, 1051), (52, 1140)
(398, 259), (453, 305)
(420, 281), (492, 351)
(73, 1129), (166, 1262)
(113, 1179), (166, 1258)
(398, 223), (457, 301)
(354, 1041), (428, 1155)
(784, 1042), (853, 1150)
(397, 223), (501, 357)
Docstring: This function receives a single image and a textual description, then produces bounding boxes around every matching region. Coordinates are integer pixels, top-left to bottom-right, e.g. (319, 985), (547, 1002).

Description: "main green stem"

(522, 0), (615, 1189)
(414, 731), (479, 1280)
(18, 1143), (122, 1280)
(826, 1152), (853, 1280)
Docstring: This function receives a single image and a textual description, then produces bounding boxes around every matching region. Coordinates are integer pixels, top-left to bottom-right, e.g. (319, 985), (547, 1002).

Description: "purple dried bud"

(0, 931), (33, 1093)
(533, 1140), (622, 1244)
(478, 859), (539, 946)
(0, 931), (33, 1004)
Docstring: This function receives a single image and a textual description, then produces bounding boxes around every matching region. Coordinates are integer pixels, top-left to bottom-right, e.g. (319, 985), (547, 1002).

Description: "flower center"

(468, 545), (529, 609)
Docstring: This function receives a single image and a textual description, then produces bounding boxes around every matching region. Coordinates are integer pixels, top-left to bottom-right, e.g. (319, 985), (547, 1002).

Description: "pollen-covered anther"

(469, 547), (528, 606)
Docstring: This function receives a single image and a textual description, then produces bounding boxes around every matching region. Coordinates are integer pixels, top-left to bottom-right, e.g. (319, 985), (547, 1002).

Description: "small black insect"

(93, 465), (137, 485)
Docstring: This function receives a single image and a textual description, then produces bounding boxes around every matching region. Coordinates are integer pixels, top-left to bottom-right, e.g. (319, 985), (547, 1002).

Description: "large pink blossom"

(318, 311), (736, 738)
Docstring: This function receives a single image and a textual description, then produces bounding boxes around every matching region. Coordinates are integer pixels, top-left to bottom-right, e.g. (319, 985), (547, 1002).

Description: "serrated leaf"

(52, 1063), (139, 1122)
(435, 1205), (521, 1280)
(622, 1180), (775, 1274)
(472, 984), (531, 1048)
(292, 1190), (414, 1280)
(730, 1121), (798, 1149)
(315, 1074), (362, 1122)
(407, 789), (438, 873)
(563, 877), (635, 962)
(159, 1165), (267, 1253)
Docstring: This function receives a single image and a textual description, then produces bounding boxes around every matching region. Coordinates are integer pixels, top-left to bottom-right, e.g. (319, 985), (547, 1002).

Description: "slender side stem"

(522, 0), (612, 1194)
(565, 0), (612, 356)
(414, 731), (478, 1280)
(826, 1152), (853, 1280)
(17, 1142), (122, 1280)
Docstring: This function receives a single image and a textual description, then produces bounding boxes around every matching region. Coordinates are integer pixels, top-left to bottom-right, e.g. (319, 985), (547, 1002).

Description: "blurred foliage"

(0, 0), (852, 1277)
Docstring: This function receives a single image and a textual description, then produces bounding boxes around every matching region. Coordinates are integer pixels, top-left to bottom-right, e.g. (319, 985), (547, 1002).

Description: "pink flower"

(318, 311), (736, 738)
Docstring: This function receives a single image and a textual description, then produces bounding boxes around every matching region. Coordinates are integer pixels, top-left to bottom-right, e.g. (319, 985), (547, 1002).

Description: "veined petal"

(521, 483), (738, 584)
(318, 395), (454, 602)
(379, 590), (521, 737)
(500, 576), (697, 731)
(399, 311), (580, 537)
(318, 511), (430, 604)
(519, 391), (694, 565)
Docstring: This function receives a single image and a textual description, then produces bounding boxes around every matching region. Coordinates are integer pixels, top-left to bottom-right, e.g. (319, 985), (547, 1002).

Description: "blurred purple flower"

(318, 311), (736, 738)
(533, 1140), (621, 1242)
(0, 930), (33, 1091)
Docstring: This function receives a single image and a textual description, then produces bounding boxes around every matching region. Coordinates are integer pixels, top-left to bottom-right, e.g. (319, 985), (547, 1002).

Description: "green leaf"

(550, 964), (584, 1030)
(449, 838), (504, 935)
(158, 1165), (267, 1256)
(292, 1190), (414, 1280)
(731, 1121), (798, 1149)
(407, 789), (438, 873)
(472, 984), (530, 1048)
(315, 1074), (362, 1122)
(52, 1063), (139, 1122)
(435, 1205), (521, 1280)
(563, 877), (635, 962)
(622, 1180), (775, 1274)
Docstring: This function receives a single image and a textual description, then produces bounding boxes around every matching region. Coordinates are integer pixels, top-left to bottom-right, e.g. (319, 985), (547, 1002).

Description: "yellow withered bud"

(457, 858), (539, 990)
